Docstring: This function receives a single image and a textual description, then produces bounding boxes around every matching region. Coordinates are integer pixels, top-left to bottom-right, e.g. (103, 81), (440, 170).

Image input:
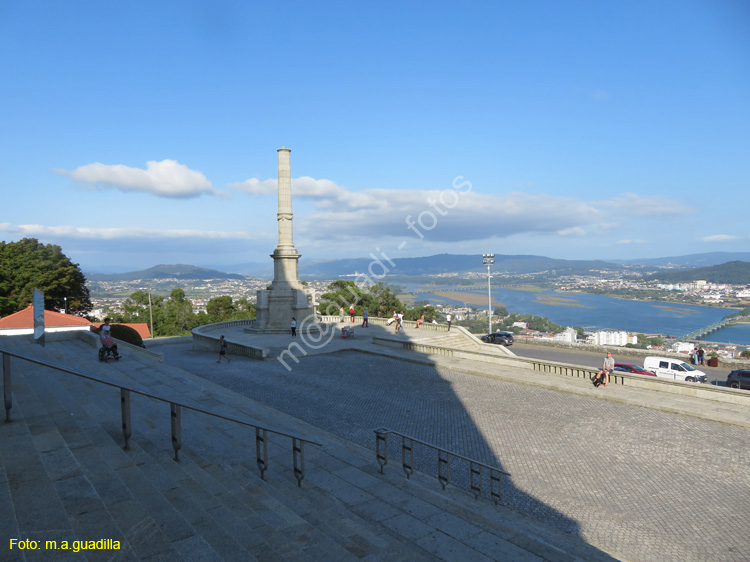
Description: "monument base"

(246, 287), (320, 334)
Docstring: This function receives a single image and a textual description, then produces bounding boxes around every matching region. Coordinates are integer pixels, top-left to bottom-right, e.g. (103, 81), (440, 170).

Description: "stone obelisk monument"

(249, 147), (317, 333)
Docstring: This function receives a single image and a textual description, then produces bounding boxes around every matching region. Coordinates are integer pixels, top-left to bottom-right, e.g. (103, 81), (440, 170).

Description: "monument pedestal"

(248, 286), (318, 334)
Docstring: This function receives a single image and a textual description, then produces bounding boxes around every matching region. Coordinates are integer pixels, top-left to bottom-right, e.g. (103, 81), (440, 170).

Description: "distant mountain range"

(611, 252), (750, 268)
(84, 252), (750, 282)
(647, 260), (750, 284)
(298, 253), (623, 278)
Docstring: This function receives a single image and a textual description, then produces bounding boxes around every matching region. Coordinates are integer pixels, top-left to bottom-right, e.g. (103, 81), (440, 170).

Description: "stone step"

(2, 343), (433, 560)
(10, 357), (367, 561)
(1, 337), (616, 561)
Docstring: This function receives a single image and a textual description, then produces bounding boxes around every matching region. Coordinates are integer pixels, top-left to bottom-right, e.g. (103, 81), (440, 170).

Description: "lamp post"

(482, 254), (494, 334)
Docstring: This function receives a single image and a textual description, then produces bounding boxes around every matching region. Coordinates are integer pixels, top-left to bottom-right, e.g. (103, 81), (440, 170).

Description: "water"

(698, 322), (750, 345)
(407, 286), (745, 342)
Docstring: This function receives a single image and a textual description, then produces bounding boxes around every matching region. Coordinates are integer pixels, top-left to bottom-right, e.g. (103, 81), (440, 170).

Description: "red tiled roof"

(0, 305), (93, 329)
(127, 323), (152, 339)
(0, 306), (151, 338)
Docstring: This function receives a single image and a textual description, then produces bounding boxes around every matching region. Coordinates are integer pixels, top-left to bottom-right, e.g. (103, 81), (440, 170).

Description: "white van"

(643, 356), (708, 383)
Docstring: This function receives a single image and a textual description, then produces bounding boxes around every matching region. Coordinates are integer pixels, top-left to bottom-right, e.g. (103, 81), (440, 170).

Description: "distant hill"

(90, 254), (626, 283)
(296, 253), (623, 278)
(208, 261), (274, 277)
(87, 264), (245, 282)
(646, 261), (750, 284)
(612, 252), (750, 268)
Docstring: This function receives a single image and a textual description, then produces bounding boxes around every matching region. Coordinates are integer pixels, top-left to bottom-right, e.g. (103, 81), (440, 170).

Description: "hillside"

(89, 254), (627, 281)
(612, 252), (750, 268)
(86, 264), (245, 282)
(297, 253), (624, 278)
(646, 261), (750, 284)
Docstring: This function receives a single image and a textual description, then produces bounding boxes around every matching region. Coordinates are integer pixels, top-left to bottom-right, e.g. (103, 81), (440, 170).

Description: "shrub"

(111, 324), (143, 347)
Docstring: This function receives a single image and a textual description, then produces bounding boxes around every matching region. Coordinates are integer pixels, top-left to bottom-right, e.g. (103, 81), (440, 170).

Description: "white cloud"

(597, 193), (695, 217)
(0, 223), (260, 241)
(298, 187), (600, 243)
(232, 176), (389, 210)
(232, 175), (618, 243)
(55, 159), (224, 199)
(231, 177), (278, 196)
(700, 234), (741, 242)
(617, 239), (649, 245)
(557, 227), (586, 237)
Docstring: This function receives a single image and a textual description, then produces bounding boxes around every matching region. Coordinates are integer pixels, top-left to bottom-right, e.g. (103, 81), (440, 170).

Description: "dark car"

(481, 331), (514, 346)
(726, 369), (750, 390)
(613, 363), (655, 376)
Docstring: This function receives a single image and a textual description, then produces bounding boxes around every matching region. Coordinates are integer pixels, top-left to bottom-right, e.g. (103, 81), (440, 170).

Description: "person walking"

(362, 308), (368, 327)
(593, 351), (614, 387)
(291, 317), (297, 337)
(446, 312), (452, 331)
(697, 346), (705, 366)
(217, 335), (230, 363)
(350, 304), (355, 322)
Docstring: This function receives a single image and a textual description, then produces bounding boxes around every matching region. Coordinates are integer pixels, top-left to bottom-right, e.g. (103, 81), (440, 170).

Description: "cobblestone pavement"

(157, 343), (750, 562)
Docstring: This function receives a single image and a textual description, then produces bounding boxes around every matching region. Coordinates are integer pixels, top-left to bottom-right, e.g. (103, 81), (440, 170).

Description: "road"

(509, 341), (730, 386)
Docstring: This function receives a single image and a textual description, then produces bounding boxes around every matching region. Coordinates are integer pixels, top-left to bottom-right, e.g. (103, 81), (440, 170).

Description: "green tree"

(317, 280), (369, 316)
(236, 297), (257, 315)
(405, 305), (438, 322)
(205, 296), (256, 322)
(0, 238), (92, 314)
(207, 295), (235, 320)
(0, 273), (14, 316)
(636, 333), (664, 347)
(161, 288), (195, 335)
(366, 282), (403, 317)
(455, 317), (494, 334)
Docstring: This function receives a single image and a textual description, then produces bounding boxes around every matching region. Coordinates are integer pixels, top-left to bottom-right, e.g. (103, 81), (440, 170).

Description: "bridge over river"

(682, 316), (735, 341)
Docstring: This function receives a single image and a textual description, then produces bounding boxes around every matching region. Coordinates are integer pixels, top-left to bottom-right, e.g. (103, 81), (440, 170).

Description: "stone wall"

(514, 336), (750, 369)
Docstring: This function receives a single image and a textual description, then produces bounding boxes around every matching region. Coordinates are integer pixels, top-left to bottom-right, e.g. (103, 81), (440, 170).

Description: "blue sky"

(1, 1), (748, 274)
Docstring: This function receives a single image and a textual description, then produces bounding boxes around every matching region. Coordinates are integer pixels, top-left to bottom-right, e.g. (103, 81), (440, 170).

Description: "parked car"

(643, 356), (708, 383)
(613, 363), (655, 376)
(481, 331), (514, 346)
(726, 369), (750, 390)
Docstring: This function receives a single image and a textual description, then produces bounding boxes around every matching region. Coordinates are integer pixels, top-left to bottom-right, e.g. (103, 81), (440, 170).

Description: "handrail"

(373, 427), (510, 504)
(1, 346), (321, 487)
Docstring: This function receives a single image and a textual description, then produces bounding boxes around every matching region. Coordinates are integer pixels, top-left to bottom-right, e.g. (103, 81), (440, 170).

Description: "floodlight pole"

(482, 254), (494, 334)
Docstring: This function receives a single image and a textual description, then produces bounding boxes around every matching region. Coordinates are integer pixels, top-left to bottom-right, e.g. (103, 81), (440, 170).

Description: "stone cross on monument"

(249, 147), (318, 333)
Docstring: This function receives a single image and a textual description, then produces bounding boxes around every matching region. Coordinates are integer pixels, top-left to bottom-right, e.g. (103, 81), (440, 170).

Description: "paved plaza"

(155, 335), (750, 562)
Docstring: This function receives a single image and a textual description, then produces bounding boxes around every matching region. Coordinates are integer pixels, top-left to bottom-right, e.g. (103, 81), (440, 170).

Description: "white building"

(673, 341), (695, 353)
(554, 327), (578, 343)
(592, 330), (638, 347)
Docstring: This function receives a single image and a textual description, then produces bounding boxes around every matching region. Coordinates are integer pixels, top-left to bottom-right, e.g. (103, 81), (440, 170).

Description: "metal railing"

(373, 427), (510, 504)
(1, 346), (321, 487)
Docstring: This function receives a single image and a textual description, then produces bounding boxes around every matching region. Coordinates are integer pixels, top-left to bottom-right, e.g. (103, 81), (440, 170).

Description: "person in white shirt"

(593, 351), (615, 387)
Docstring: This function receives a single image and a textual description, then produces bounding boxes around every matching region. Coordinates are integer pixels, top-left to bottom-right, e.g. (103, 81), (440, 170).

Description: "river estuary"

(408, 286), (748, 345)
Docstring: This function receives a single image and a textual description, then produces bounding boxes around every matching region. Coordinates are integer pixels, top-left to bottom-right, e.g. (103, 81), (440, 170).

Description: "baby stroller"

(98, 334), (121, 362)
